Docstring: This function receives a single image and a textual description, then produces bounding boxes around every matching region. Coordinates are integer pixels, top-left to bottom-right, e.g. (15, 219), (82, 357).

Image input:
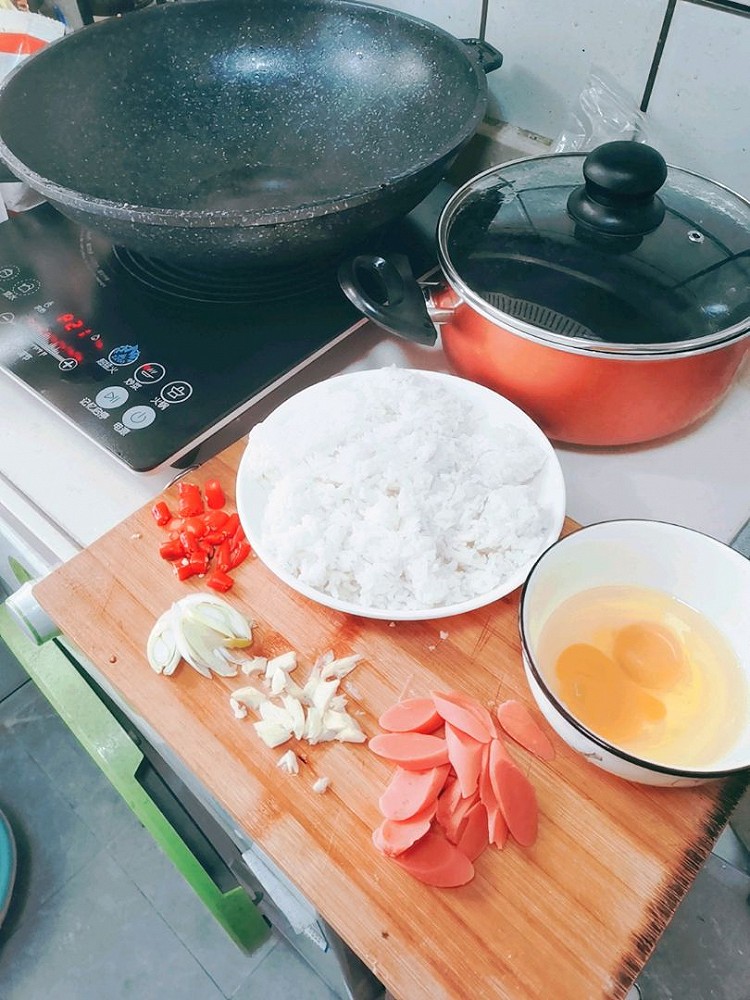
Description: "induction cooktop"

(0, 189), (448, 472)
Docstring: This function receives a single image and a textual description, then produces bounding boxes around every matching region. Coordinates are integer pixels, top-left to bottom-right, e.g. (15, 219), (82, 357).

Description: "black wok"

(0, 0), (501, 266)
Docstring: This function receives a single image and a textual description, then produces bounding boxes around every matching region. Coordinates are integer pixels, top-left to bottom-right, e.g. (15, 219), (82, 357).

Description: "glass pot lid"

(438, 142), (750, 355)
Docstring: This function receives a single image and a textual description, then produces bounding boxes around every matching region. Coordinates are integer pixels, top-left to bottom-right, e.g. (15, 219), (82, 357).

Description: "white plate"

(236, 370), (566, 621)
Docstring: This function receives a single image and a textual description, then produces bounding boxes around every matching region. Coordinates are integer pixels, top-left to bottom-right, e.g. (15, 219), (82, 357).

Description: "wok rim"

(0, 0), (488, 229)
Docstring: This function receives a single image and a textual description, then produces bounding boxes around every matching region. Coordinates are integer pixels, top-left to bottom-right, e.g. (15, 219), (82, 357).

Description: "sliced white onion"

(178, 593), (253, 643)
(146, 610), (181, 675)
(176, 615), (237, 677)
(149, 595), (254, 679)
(312, 776), (330, 794)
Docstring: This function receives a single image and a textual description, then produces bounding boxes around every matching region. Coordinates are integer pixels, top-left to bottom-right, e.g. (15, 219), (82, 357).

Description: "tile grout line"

(105, 833), (283, 1000)
(0, 747), (110, 952)
(104, 842), (238, 998)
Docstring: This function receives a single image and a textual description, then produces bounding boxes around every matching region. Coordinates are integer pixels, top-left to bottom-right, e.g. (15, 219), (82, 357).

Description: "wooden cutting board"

(35, 437), (748, 1000)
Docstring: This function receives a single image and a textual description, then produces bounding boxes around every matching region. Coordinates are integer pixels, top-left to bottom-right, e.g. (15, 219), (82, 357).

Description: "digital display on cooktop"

(0, 196), (444, 472)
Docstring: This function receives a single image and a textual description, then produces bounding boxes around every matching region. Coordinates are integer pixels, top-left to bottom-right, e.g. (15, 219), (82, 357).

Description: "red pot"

(341, 142), (750, 446)
(434, 286), (749, 446)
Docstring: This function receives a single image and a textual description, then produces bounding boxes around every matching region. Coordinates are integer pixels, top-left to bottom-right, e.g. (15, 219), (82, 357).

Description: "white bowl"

(236, 369), (566, 621)
(519, 519), (750, 786)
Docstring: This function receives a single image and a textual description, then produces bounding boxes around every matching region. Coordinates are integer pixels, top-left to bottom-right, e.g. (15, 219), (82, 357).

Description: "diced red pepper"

(177, 558), (207, 581)
(151, 500), (172, 526)
(203, 531), (225, 545)
(206, 569), (234, 592)
(177, 482), (204, 518)
(183, 515), (207, 537)
(159, 539), (186, 561)
(216, 539), (232, 574)
(223, 512), (240, 538)
(229, 521), (246, 548)
(155, 478), (248, 587)
(179, 530), (202, 556)
(203, 509), (229, 532)
(204, 479), (226, 510)
(229, 539), (252, 569)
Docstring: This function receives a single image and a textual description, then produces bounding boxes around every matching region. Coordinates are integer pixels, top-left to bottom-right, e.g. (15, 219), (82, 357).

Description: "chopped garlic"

(260, 700), (295, 728)
(265, 651), (297, 677)
(283, 677), (306, 701)
(439, 631), (449, 641)
(313, 649), (335, 671)
(241, 656), (267, 676)
(231, 686), (266, 710)
(282, 696), (306, 740)
(312, 678), (340, 715)
(304, 706), (324, 743)
(312, 776), (330, 794)
(253, 719), (292, 748)
(276, 750), (300, 775)
(270, 669), (288, 696)
(336, 726), (367, 744)
(301, 669), (322, 704)
(229, 697), (248, 720)
(333, 714), (365, 743)
(320, 654), (361, 681)
(323, 709), (353, 733)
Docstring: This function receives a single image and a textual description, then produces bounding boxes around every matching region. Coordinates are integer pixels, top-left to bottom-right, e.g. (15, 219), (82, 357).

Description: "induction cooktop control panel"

(0, 206), (362, 471)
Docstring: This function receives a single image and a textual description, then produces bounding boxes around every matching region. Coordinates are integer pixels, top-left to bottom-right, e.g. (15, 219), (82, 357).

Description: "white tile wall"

(482, 0), (668, 140)
(645, 1), (750, 198)
(375, 0), (750, 200)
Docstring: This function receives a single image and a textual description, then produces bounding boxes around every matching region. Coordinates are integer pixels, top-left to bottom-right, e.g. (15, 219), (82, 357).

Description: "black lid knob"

(567, 141), (668, 236)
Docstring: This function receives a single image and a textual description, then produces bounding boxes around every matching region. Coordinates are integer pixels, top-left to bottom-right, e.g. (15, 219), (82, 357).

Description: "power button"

(122, 405), (156, 430)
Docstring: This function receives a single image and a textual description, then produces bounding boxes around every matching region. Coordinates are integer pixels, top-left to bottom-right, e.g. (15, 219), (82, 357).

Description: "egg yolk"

(555, 641), (666, 745)
(613, 622), (685, 691)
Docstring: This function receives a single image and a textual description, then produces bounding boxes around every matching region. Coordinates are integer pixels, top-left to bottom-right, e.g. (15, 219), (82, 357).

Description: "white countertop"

(1, 321), (749, 561)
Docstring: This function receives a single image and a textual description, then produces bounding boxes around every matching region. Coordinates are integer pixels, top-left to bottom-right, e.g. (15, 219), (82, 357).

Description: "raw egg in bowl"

(519, 520), (750, 786)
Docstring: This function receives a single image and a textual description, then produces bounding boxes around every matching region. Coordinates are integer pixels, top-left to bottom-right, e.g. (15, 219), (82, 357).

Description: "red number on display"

(55, 313), (101, 351)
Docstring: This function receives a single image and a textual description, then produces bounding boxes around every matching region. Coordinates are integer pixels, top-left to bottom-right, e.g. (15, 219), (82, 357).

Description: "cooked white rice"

(245, 369), (553, 611)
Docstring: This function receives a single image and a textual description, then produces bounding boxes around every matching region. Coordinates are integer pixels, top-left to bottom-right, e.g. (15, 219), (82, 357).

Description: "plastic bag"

(552, 66), (649, 153)
(0, 9), (66, 220)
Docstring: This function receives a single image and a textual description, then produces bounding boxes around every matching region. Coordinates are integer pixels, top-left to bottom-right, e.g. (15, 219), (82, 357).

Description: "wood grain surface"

(35, 437), (748, 1000)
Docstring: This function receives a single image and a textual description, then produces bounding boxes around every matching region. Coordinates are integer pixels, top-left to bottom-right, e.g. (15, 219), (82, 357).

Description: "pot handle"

(338, 254), (439, 346)
(459, 39), (503, 74)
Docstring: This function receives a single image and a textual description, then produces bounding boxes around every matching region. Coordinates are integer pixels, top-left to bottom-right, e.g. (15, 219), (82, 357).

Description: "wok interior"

(0, 0), (481, 214)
